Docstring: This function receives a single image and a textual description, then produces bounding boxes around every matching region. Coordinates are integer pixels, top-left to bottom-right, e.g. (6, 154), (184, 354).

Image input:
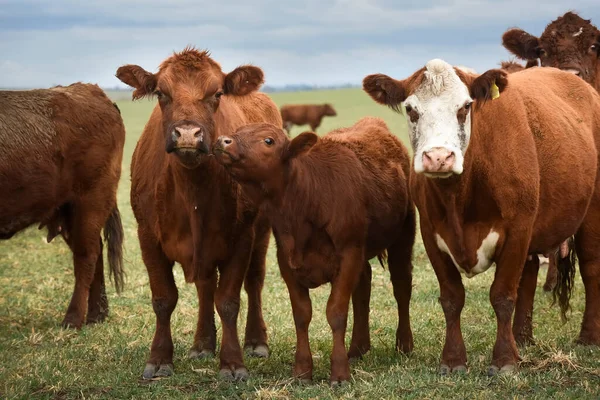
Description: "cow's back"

(233, 92), (282, 127)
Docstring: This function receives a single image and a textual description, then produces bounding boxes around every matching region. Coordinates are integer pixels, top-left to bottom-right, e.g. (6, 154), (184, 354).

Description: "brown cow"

(115, 48), (282, 381)
(213, 117), (415, 385)
(280, 103), (337, 135)
(364, 59), (600, 375)
(502, 11), (600, 92)
(500, 59), (539, 73)
(0, 83), (125, 328)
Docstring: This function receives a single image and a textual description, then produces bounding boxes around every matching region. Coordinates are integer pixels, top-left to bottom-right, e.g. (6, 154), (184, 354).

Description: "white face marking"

(573, 27), (584, 37)
(404, 59), (472, 177)
(435, 230), (499, 278)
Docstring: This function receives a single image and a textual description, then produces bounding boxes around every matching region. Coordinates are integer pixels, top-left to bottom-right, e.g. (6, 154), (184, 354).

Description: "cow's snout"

(422, 147), (455, 173)
(216, 136), (233, 148)
(171, 125), (204, 148)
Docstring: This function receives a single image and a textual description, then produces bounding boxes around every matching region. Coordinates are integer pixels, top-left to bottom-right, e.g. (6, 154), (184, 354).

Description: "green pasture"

(0, 88), (599, 399)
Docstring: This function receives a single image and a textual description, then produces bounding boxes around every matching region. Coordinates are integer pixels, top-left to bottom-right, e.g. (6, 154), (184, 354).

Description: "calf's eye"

(264, 137), (274, 145)
(215, 91), (224, 99)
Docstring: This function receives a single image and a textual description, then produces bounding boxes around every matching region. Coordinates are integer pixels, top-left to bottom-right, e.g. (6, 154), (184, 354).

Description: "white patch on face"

(573, 27), (584, 37)
(435, 230), (499, 278)
(404, 59), (472, 176)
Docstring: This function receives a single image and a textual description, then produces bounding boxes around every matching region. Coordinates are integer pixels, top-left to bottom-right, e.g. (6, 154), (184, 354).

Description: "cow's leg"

(347, 262), (372, 360)
(188, 273), (217, 359)
(140, 230), (178, 380)
(327, 246), (363, 386)
(543, 250), (558, 291)
(86, 239), (109, 324)
(575, 203), (600, 345)
(243, 219), (270, 358)
(513, 255), (539, 346)
(387, 208), (416, 354)
(215, 234), (254, 381)
(62, 202), (109, 329)
(421, 232), (466, 374)
(488, 233), (529, 375)
(280, 265), (313, 382)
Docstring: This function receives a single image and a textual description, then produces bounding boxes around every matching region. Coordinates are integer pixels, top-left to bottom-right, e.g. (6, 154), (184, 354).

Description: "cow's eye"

(215, 91), (224, 99)
(538, 48), (547, 57)
(463, 102), (472, 110)
(404, 104), (413, 113)
(155, 90), (163, 99)
(264, 137), (274, 146)
(590, 44), (598, 53)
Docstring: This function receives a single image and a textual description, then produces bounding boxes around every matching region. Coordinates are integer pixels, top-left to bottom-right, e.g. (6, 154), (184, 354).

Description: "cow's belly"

(435, 225), (500, 279)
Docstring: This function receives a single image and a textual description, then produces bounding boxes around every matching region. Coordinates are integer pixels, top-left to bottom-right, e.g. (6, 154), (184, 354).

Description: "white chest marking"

(435, 230), (499, 278)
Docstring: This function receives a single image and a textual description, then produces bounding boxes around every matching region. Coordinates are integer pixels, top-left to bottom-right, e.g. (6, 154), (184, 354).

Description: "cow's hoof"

(245, 344), (269, 358)
(188, 349), (215, 359)
(142, 363), (173, 379)
(488, 364), (516, 376)
(219, 367), (249, 381)
(330, 380), (350, 388)
(61, 314), (83, 330)
(440, 364), (467, 375)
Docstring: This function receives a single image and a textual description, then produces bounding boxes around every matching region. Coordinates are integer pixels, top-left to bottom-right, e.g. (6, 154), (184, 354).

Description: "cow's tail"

(377, 251), (388, 269)
(104, 206), (125, 294)
(552, 237), (577, 323)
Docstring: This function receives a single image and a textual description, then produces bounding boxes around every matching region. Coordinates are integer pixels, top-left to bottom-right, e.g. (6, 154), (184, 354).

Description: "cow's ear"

(286, 131), (318, 160)
(469, 69), (509, 102)
(363, 74), (406, 112)
(224, 65), (264, 96)
(502, 29), (541, 60)
(116, 64), (157, 100)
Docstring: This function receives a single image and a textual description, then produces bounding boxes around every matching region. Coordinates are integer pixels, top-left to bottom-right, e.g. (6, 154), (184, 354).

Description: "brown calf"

(280, 103), (337, 135)
(0, 83), (125, 328)
(116, 48), (282, 381)
(214, 117), (415, 385)
(364, 60), (600, 375)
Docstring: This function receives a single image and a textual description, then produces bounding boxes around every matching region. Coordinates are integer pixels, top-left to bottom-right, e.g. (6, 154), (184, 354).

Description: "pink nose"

(422, 148), (455, 173)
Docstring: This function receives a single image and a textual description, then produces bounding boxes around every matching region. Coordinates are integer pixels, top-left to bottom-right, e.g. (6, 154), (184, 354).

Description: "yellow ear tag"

(491, 81), (500, 100)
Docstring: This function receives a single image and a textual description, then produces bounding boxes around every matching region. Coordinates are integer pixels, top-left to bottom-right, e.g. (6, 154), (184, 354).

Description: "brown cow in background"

(0, 83), (125, 328)
(214, 117), (415, 385)
(364, 60), (600, 375)
(280, 103), (337, 135)
(500, 59), (539, 73)
(116, 48), (282, 381)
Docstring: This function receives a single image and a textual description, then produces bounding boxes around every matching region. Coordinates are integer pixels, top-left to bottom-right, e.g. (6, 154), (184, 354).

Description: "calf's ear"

(363, 74), (407, 112)
(502, 29), (541, 60)
(224, 65), (264, 96)
(116, 65), (157, 100)
(285, 132), (318, 160)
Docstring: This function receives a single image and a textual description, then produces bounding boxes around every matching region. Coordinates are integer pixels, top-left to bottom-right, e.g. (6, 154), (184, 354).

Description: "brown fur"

(280, 104), (337, 135)
(502, 12), (600, 91)
(116, 47), (282, 380)
(0, 83), (125, 328)
(213, 117), (415, 384)
(364, 66), (600, 373)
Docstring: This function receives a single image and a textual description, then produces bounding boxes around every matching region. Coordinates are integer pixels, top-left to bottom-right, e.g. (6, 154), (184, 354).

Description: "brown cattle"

(214, 117), (415, 385)
(364, 60), (600, 375)
(116, 48), (282, 381)
(500, 59), (539, 73)
(0, 83), (125, 328)
(503, 11), (600, 92)
(280, 103), (337, 135)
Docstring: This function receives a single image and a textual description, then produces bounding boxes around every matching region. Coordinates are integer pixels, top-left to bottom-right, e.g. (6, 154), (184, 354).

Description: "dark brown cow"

(214, 117), (415, 385)
(364, 59), (600, 375)
(0, 83), (125, 328)
(116, 48), (282, 381)
(280, 103), (337, 135)
(503, 11), (600, 92)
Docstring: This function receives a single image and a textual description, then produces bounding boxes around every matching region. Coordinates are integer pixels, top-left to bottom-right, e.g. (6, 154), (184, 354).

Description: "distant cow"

(364, 59), (600, 375)
(503, 11), (600, 92)
(0, 83), (125, 328)
(214, 117), (415, 385)
(500, 59), (539, 73)
(280, 103), (337, 135)
(116, 48), (282, 381)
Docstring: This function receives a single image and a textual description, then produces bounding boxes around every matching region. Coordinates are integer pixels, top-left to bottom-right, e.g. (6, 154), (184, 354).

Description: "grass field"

(1, 88), (599, 399)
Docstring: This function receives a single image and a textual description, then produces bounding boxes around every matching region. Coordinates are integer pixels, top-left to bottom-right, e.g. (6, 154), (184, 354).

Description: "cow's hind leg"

(139, 229), (178, 380)
(347, 262), (372, 360)
(513, 255), (539, 346)
(243, 220), (270, 358)
(86, 239), (109, 324)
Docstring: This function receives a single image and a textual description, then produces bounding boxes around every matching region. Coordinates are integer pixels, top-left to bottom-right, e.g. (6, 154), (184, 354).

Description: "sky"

(0, 0), (599, 89)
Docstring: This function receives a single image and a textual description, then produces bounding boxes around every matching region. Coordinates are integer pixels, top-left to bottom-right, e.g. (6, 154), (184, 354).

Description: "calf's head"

(116, 47), (264, 168)
(213, 123), (317, 185)
(363, 59), (507, 178)
(503, 12), (600, 87)
(322, 103), (337, 116)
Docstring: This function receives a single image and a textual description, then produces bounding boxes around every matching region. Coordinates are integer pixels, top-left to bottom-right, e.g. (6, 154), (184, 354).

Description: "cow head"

(213, 123), (317, 185)
(503, 12), (600, 89)
(116, 47), (264, 168)
(363, 59), (508, 178)
(322, 104), (337, 116)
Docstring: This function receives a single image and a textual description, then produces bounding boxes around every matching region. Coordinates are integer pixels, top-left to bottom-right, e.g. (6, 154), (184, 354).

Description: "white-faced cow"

(364, 59), (600, 375)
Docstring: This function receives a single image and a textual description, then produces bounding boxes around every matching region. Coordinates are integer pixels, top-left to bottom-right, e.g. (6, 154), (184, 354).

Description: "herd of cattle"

(1, 11), (600, 385)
